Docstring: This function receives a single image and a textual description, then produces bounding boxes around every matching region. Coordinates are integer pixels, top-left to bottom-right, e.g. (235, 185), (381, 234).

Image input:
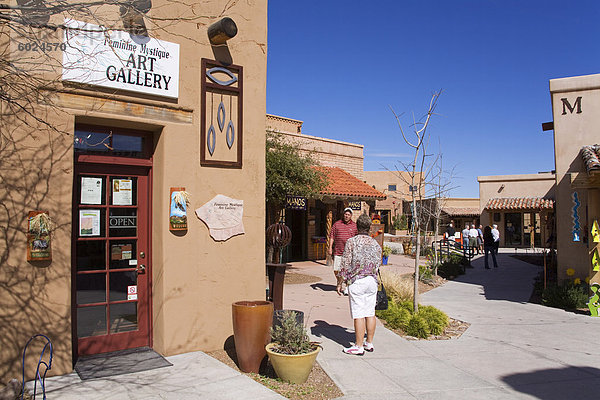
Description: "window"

(388, 184), (397, 191)
(74, 125), (150, 158)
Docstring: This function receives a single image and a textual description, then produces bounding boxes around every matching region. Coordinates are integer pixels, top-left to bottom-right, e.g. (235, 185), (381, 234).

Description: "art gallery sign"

(62, 19), (180, 98)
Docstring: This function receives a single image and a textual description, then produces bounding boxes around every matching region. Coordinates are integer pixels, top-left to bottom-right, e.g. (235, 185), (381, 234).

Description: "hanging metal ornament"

(226, 95), (235, 149)
(217, 94), (226, 131)
(207, 93), (216, 156)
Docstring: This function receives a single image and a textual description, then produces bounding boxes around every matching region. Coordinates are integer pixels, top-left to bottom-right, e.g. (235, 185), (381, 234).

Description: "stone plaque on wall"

(195, 194), (244, 241)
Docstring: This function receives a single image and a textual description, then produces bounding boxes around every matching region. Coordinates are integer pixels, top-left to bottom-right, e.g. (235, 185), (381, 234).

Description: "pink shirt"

(330, 219), (358, 256)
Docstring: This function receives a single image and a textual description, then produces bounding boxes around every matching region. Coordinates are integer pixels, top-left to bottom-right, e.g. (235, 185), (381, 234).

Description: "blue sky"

(266, 1), (600, 197)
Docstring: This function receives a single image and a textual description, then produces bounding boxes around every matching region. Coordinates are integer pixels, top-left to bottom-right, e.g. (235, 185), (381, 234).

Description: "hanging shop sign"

(592, 220), (600, 243)
(62, 19), (180, 98)
(200, 59), (243, 168)
(348, 201), (361, 210)
(285, 195), (306, 210)
(572, 192), (581, 241)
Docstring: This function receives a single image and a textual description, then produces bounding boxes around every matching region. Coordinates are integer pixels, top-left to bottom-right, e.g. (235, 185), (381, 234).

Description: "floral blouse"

(339, 234), (382, 285)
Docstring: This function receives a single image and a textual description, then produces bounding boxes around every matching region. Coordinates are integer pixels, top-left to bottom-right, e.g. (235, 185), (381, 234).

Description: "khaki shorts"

(333, 255), (343, 272)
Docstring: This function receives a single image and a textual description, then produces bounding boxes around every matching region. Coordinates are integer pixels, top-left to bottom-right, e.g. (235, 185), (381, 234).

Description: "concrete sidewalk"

(284, 252), (600, 399)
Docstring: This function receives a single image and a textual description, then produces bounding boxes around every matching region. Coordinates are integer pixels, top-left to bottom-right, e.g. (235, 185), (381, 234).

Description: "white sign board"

(62, 19), (179, 98)
(195, 195), (244, 241)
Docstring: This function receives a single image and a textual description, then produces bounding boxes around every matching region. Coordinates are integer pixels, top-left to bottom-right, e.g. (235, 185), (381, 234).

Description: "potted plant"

(382, 245), (392, 265)
(265, 310), (320, 384)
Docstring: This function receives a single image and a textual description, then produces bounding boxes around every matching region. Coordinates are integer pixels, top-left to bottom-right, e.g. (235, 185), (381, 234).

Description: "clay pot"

(265, 343), (320, 384)
(232, 300), (273, 373)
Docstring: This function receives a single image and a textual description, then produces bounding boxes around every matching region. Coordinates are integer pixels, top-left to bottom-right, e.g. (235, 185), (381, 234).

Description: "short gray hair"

(493, 224), (498, 229)
(356, 214), (371, 232)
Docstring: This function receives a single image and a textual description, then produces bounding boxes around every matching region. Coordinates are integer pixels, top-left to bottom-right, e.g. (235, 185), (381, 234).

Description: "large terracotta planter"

(232, 300), (273, 373)
(265, 342), (320, 384)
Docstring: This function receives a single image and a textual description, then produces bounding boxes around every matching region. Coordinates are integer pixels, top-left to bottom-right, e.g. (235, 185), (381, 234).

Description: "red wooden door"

(73, 163), (151, 355)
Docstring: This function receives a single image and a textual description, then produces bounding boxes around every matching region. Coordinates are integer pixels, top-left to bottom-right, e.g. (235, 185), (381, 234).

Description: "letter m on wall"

(561, 97), (582, 115)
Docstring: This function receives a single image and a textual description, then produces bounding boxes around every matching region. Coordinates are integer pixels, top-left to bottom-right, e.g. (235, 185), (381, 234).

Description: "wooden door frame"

(71, 152), (153, 361)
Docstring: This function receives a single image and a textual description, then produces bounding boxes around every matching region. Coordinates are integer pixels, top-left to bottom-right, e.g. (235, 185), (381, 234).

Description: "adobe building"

(364, 170), (413, 233)
(439, 198), (481, 232)
(548, 73), (600, 283)
(1, 1), (267, 380)
(266, 115), (385, 261)
(478, 173), (555, 248)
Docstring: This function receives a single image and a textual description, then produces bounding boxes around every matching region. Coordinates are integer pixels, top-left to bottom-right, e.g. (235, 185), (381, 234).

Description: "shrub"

(379, 270), (413, 302)
(419, 265), (434, 282)
(270, 310), (315, 354)
(405, 315), (429, 338)
(542, 281), (589, 310)
(417, 305), (449, 336)
(376, 299), (449, 339)
(437, 255), (466, 279)
(382, 245), (392, 257)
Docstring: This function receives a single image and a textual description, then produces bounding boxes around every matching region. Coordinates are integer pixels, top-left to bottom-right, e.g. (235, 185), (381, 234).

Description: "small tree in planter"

(382, 245), (392, 265)
(266, 310), (320, 384)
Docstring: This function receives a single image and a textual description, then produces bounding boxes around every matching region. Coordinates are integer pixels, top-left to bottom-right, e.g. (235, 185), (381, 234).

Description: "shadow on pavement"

(310, 320), (354, 348)
(310, 283), (337, 292)
(502, 366), (600, 399)
(447, 254), (541, 303)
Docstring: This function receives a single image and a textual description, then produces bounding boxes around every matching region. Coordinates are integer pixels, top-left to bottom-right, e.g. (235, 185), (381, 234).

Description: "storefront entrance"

(72, 125), (153, 356)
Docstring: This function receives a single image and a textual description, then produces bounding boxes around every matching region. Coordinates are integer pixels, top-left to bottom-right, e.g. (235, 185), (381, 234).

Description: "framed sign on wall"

(200, 59), (243, 168)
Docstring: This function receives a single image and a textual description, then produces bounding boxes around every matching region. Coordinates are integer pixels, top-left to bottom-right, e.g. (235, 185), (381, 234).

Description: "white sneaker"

(342, 345), (364, 356)
(363, 342), (374, 352)
(343, 287), (349, 296)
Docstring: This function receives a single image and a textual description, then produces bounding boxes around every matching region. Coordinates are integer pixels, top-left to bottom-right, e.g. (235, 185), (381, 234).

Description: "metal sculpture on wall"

(588, 283), (600, 317)
(201, 59), (243, 168)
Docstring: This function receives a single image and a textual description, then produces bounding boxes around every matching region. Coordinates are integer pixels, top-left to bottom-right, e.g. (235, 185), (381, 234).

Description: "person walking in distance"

(483, 225), (499, 269)
(328, 207), (358, 294)
(337, 213), (381, 355)
(491, 224), (500, 255)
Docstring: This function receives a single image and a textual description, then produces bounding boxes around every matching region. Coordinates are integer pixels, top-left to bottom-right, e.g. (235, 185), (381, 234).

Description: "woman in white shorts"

(336, 213), (381, 356)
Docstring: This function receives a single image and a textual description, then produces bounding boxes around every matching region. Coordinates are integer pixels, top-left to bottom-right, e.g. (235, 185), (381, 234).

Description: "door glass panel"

(78, 209), (106, 238)
(112, 136), (144, 157)
(110, 177), (137, 206)
(109, 208), (137, 237)
(76, 241), (106, 271)
(77, 273), (106, 304)
(109, 271), (138, 301)
(79, 176), (105, 205)
(505, 213), (522, 246)
(77, 306), (107, 337)
(109, 240), (137, 269)
(109, 303), (138, 333)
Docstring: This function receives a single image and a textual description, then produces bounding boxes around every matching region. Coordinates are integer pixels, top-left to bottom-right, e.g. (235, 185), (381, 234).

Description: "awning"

(484, 197), (554, 211)
(441, 207), (480, 217)
(317, 167), (386, 201)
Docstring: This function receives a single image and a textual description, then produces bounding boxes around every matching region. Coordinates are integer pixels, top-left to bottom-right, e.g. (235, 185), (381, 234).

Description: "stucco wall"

(550, 73), (600, 281)
(0, 0), (267, 380)
(364, 170), (414, 212)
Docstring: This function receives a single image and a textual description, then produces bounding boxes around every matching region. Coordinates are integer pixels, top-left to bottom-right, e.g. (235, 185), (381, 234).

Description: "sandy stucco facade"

(0, 0), (267, 380)
(550, 74), (600, 283)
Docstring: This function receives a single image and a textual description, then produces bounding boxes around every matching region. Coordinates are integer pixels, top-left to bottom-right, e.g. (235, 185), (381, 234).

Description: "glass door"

(74, 165), (150, 355)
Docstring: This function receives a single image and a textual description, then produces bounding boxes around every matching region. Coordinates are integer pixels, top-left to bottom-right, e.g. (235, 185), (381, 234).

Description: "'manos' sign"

(62, 19), (179, 99)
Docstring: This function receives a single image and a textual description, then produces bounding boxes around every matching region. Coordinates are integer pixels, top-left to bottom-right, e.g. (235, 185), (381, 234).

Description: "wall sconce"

(120, 0), (152, 36)
(208, 17), (238, 45)
(498, 184), (505, 193)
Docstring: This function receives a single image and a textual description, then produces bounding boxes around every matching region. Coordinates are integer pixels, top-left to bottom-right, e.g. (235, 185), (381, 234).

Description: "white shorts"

(348, 276), (378, 319)
(333, 255), (343, 272)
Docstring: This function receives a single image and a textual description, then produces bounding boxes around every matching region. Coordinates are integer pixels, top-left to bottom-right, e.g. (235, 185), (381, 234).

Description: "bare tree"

(390, 90), (441, 312)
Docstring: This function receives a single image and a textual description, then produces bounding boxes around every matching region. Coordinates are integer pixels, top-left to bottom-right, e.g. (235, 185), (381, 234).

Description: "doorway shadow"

(310, 320), (354, 348)
(502, 366), (600, 399)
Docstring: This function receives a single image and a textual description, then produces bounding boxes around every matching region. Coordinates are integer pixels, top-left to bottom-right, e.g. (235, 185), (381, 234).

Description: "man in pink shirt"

(328, 207), (358, 292)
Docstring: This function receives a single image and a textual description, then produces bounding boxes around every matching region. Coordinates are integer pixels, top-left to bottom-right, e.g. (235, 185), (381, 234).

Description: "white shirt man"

(491, 224), (500, 254)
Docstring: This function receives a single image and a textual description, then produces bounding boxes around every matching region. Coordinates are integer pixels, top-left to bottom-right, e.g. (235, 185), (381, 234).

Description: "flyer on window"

(81, 177), (102, 205)
(112, 179), (133, 205)
(79, 209), (100, 236)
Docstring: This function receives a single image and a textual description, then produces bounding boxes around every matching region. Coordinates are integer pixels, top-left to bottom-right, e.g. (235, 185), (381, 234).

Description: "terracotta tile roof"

(317, 167), (386, 200)
(484, 197), (554, 210)
(581, 145), (600, 173)
(442, 207), (480, 217)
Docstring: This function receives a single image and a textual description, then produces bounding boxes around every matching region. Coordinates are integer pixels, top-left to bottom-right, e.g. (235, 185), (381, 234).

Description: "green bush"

(376, 299), (449, 339)
(393, 214), (408, 230)
(437, 254), (466, 279)
(542, 281), (589, 310)
(417, 305), (449, 335)
(419, 265), (434, 282)
(405, 315), (429, 338)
